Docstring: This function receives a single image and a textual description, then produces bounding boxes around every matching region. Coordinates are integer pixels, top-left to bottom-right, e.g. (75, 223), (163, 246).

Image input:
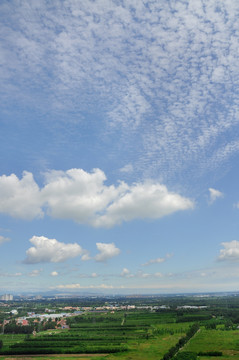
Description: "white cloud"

(29, 269), (42, 277)
(142, 258), (165, 266)
(0, 172), (43, 219)
(0, 236), (10, 245)
(1, 1), (239, 185)
(208, 188), (224, 204)
(91, 179), (194, 228)
(120, 268), (163, 279)
(141, 273), (150, 278)
(42, 168), (116, 224)
(142, 254), (172, 266)
(0, 272), (22, 277)
(51, 271), (58, 276)
(119, 164), (133, 173)
(218, 240), (239, 261)
(154, 272), (163, 278)
(81, 253), (91, 261)
(95, 242), (121, 262)
(24, 235), (85, 264)
(54, 283), (114, 289)
(121, 268), (133, 277)
(0, 169), (193, 227)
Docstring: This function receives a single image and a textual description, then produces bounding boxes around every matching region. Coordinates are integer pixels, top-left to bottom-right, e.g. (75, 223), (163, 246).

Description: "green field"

(1, 295), (239, 360)
(0, 311), (187, 359)
(184, 328), (239, 358)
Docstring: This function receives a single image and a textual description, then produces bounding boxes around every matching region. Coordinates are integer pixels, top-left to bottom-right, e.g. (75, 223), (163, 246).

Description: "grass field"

(183, 328), (239, 359)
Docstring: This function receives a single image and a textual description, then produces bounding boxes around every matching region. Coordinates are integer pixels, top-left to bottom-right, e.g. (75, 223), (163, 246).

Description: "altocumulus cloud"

(24, 236), (86, 264)
(0, 168), (194, 227)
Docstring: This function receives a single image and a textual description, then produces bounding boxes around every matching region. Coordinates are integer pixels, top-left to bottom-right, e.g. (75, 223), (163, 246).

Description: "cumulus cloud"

(218, 240), (239, 261)
(0, 172), (43, 219)
(51, 271), (58, 276)
(95, 242), (121, 262)
(142, 254), (172, 266)
(94, 182), (194, 228)
(0, 169), (194, 227)
(208, 188), (224, 204)
(24, 235), (85, 264)
(0, 236), (10, 245)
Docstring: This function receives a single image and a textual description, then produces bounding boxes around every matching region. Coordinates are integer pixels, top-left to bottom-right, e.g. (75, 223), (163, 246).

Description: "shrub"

(198, 351), (222, 356)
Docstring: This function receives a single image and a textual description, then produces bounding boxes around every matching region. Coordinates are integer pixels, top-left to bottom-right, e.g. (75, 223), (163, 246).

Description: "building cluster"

(176, 305), (208, 309)
(0, 294), (13, 301)
(0, 302), (210, 333)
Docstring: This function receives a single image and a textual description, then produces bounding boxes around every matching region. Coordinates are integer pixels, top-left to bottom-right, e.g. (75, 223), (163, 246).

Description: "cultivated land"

(1, 294), (239, 359)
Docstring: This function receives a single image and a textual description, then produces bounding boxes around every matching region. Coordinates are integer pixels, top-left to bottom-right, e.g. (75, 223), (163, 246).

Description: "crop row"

(69, 324), (149, 329)
(2, 344), (128, 355)
(12, 339), (125, 347)
(11, 340), (124, 348)
(27, 336), (128, 341)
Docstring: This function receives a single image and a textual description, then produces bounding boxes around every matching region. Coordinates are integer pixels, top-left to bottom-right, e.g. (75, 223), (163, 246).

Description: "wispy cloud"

(54, 283), (114, 290)
(208, 188), (224, 204)
(119, 164), (133, 174)
(28, 269), (42, 277)
(142, 254), (173, 266)
(0, 236), (10, 245)
(0, 272), (22, 277)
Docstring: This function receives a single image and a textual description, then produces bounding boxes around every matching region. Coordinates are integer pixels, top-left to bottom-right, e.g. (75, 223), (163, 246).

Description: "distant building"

(10, 309), (18, 315)
(17, 319), (29, 326)
(1, 294), (13, 301)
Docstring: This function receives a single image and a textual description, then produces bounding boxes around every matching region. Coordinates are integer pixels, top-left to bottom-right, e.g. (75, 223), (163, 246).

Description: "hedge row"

(27, 336), (125, 342)
(12, 340), (123, 348)
(162, 323), (200, 360)
(198, 351), (222, 356)
(2, 344), (128, 355)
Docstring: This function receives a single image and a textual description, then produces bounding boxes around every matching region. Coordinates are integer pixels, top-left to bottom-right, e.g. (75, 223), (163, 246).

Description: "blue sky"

(1, 0), (239, 295)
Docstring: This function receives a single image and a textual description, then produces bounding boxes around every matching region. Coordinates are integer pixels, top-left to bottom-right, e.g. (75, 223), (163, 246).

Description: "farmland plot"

(184, 329), (239, 359)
